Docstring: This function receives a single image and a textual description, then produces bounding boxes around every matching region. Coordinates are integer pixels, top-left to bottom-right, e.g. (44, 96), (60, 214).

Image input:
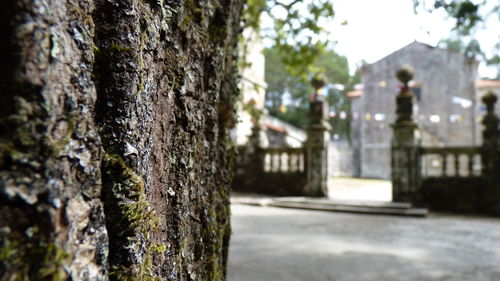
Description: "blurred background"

(229, 0), (500, 280)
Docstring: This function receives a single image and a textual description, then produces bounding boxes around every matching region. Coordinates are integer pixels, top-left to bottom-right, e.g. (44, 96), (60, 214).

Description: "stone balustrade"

(263, 147), (305, 173)
(391, 66), (500, 213)
(419, 146), (481, 178)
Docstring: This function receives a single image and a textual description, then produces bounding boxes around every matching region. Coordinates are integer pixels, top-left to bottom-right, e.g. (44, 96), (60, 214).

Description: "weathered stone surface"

(391, 67), (421, 204)
(391, 69), (500, 213)
(354, 42), (478, 179)
(421, 177), (489, 212)
(0, 0), (244, 280)
(304, 99), (331, 197)
(232, 99), (331, 197)
(232, 126), (307, 196)
(481, 91), (500, 180)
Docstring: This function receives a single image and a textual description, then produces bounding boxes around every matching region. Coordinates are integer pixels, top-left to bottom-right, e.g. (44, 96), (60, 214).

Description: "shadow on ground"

(228, 204), (500, 281)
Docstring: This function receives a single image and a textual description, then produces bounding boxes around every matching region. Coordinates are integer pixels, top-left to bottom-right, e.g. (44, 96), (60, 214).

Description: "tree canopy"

(414, 0), (500, 78)
(264, 46), (360, 140)
(244, 0), (336, 78)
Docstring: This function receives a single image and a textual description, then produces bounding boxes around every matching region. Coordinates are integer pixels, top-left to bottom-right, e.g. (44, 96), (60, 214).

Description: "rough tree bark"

(0, 0), (244, 280)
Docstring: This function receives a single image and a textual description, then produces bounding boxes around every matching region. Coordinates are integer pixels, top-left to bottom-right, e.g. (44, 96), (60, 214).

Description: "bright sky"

(261, 0), (498, 78)
(327, 0), (499, 78)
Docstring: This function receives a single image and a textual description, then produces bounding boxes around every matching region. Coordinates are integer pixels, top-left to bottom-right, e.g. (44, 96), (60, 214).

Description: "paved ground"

(328, 177), (392, 202)
(228, 204), (500, 281)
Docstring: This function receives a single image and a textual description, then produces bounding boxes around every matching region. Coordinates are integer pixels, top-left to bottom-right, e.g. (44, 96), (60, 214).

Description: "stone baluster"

(288, 153), (294, 172)
(441, 153), (447, 177)
(480, 91), (500, 213)
(303, 75), (331, 197)
(467, 153), (474, 176)
(481, 92), (500, 180)
(249, 123), (265, 174)
(391, 66), (422, 204)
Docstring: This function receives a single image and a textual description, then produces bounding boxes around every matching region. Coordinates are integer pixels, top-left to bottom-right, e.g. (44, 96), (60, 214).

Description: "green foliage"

(487, 53), (500, 79)
(432, 0), (481, 34)
(242, 99), (264, 122)
(438, 37), (465, 52)
(269, 106), (310, 129)
(414, 0), (500, 78)
(487, 54), (500, 65)
(244, 0), (266, 30)
(244, 0), (335, 79)
(102, 153), (161, 281)
(264, 46), (360, 140)
(413, 0), (482, 33)
(438, 37), (483, 59)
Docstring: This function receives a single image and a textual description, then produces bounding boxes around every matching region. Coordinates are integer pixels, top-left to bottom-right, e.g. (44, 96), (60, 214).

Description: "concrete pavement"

(231, 195), (427, 216)
(231, 177), (418, 216)
(328, 177), (392, 202)
(228, 204), (500, 281)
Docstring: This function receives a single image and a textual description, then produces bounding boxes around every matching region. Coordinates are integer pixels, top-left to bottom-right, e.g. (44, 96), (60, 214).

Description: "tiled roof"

(476, 79), (500, 89)
(261, 122), (286, 133)
(346, 90), (362, 98)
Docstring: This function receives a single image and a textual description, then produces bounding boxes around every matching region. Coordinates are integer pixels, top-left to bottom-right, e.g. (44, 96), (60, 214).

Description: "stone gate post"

(304, 77), (331, 197)
(481, 92), (500, 183)
(391, 67), (422, 204)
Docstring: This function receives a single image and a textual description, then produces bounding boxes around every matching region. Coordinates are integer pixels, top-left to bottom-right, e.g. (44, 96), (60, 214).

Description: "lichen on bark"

(101, 153), (161, 280)
(1, 0), (244, 280)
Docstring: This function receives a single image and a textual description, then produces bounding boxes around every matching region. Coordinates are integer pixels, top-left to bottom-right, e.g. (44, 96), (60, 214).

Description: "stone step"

(269, 201), (427, 217)
(231, 197), (275, 206)
(231, 197), (427, 217)
(275, 197), (413, 209)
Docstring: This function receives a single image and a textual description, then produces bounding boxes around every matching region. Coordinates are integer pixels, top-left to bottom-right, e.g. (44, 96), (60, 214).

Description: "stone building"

(233, 28), (267, 146)
(351, 41), (479, 179)
(233, 29), (308, 150)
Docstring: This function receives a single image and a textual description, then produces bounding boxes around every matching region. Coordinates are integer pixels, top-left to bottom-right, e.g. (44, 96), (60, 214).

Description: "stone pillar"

(481, 92), (500, 181)
(304, 77), (331, 197)
(245, 124), (265, 190)
(391, 67), (421, 204)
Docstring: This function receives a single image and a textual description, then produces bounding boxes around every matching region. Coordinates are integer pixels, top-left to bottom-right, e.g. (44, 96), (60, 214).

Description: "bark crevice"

(1, 0), (244, 280)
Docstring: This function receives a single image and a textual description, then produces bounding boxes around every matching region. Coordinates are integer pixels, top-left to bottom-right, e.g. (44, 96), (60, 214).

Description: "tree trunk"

(0, 0), (244, 280)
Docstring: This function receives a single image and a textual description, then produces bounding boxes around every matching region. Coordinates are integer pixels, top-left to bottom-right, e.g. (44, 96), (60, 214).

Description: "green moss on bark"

(101, 153), (161, 281)
(92, 44), (134, 80)
(180, 0), (205, 30)
(0, 228), (69, 281)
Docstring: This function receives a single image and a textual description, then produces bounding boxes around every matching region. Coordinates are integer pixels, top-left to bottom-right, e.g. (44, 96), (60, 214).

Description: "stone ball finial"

(396, 66), (414, 85)
(311, 74), (327, 90)
(482, 91), (497, 106)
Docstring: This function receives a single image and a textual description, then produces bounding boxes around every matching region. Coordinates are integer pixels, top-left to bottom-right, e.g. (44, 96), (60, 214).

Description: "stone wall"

(328, 140), (354, 177)
(421, 177), (489, 212)
(357, 42), (478, 179)
(233, 28), (267, 146)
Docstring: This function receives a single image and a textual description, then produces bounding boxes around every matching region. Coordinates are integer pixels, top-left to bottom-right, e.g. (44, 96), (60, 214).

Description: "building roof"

(362, 41), (478, 70)
(260, 114), (307, 143)
(348, 80), (500, 100)
(476, 79), (500, 89)
(346, 90), (362, 99)
(261, 122), (286, 133)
